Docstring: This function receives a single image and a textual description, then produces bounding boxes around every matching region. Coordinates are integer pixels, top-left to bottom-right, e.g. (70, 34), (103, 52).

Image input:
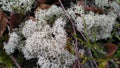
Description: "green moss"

(0, 35), (13, 68)
(0, 50), (13, 68)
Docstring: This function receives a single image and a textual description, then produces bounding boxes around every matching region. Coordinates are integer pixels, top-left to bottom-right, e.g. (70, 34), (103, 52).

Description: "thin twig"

(10, 55), (21, 68)
(86, 48), (98, 68)
(58, 0), (98, 68)
(58, 0), (83, 68)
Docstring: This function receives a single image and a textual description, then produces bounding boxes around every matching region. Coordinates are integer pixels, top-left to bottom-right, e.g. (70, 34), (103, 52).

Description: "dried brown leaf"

(77, 1), (104, 14)
(0, 10), (23, 38)
(9, 13), (21, 29)
(105, 43), (118, 57)
(0, 10), (9, 37)
(84, 6), (104, 14)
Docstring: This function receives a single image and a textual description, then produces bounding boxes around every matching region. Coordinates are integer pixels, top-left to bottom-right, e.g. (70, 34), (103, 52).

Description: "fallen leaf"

(77, 0), (104, 14)
(84, 6), (104, 14)
(0, 10), (24, 38)
(105, 43), (118, 57)
(0, 10), (9, 37)
(9, 13), (21, 29)
(38, 4), (51, 9)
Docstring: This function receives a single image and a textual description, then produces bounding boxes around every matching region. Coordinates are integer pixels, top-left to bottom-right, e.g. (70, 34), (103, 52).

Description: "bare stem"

(58, 0), (82, 68)
(10, 55), (21, 68)
(58, 0), (98, 68)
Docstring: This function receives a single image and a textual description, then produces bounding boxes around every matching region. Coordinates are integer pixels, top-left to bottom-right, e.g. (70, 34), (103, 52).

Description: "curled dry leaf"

(35, 0), (52, 10)
(38, 4), (51, 9)
(84, 6), (104, 14)
(0, 10), (9, 37)
(77, 0), (104, 14)
(9, 13), (21, 29)
(105, 43), (118, 57)
(0, 10), (22, 38)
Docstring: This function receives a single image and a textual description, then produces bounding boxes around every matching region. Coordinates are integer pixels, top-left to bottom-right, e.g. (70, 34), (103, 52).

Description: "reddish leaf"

(35, 2), (53, 12)
(77, 0), (104, 14)
(0, 10), (9, 37)
(0, 12), (23, 36)
(9, 13), (21, 29)
(84, 6), (104, 14)
(105, 43), (118, 57)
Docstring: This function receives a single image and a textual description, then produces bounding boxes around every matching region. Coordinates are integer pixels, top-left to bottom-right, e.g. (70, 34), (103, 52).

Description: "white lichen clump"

(0, 0), (34, 13)
(4, 32), (20, 54)
(95, 0), (120, 15)
(67, 5), (116, 41)
(22, 18), (75, 68)
(95, 0), (110, 8)
(22, 20), (37, 38)
(76, 12), (115, 41)
(111, 1), (120, 15)
(22, 5), (75, 68)
(2, 1), (119, 67)
(67, 5), (84, 19)
(35, 5), (64, 21)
